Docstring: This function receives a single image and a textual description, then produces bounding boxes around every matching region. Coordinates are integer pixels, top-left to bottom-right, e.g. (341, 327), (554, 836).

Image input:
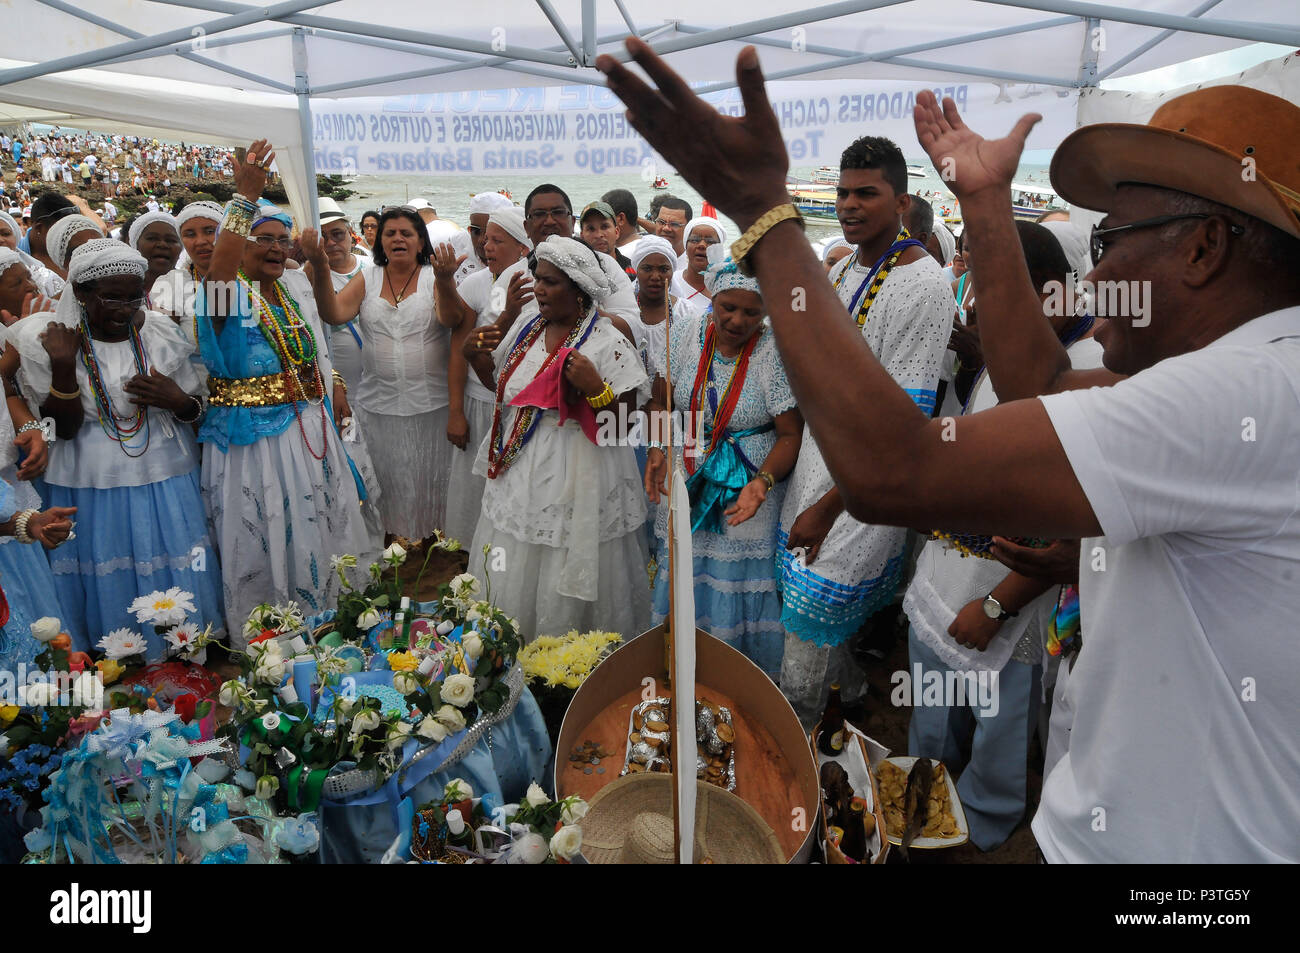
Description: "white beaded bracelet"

(13, 509), (37, 544)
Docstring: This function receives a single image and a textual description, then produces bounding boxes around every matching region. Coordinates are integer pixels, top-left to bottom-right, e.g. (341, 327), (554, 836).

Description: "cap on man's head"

(1052, 85), (1300, 239)
(581, 201), (616, 223)
(407, 198), (434, 211)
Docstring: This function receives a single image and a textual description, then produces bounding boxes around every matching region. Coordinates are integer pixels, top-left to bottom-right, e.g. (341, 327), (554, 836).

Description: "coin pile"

(569, 739), (615, 775)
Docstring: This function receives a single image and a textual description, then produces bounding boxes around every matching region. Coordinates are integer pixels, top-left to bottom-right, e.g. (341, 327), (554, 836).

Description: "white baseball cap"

(406, 198), (434, 211)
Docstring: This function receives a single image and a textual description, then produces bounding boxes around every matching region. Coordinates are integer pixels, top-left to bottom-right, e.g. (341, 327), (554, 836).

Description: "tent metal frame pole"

(612, 0), (640, 36)
(684, 14), (1081, 89)
(1096, 0), (1226, 80)
(972, 0), (1300, 47)
(16, 0), (304, 91)
(581, 0), (598, 66)
(606, 0), (914, 61)
(0, 0), (331, 87)
(292, 27), (320, 227)
(1077, 16), (1101, 86)
(535, 0), (583, 65)
(145, 0), (581, 68)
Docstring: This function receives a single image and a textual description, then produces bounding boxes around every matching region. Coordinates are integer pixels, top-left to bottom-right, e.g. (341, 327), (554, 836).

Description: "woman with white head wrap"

(451, 191), (517, 286)
(640, 257), (803, 676)
(196, 142), (376, 641)
(1040, 219), (1094, 292)
(460, 234), (651, 641)
(931, 218), (956, 269)
(127, 209), (181, 306)
(0, 250), (75, 669)
(670, 216), (727, 318)
(46, 214), (104, 273)
(819, 236), (853, 273)
(435, 205), (534, 547)
(0, 209), (64, 299)
(5, 239), (223, 658)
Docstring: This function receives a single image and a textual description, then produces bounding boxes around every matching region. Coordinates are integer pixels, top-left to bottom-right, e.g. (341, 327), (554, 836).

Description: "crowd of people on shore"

(2, 47), (1298, 865)
(1, 127), (240, 229)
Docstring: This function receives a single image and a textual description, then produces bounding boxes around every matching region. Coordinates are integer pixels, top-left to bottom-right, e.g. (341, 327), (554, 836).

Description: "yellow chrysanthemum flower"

(387, 651), (419, 672)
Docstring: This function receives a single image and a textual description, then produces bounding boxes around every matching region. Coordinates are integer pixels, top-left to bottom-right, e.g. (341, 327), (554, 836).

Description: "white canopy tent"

(0, 1), (1295, 222)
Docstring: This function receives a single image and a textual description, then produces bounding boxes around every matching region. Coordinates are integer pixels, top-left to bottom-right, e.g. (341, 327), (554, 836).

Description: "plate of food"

(877, 756), (969, 849)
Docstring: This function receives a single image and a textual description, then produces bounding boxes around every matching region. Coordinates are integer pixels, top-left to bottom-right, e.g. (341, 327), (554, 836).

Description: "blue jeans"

(907, 625), (1039, 851)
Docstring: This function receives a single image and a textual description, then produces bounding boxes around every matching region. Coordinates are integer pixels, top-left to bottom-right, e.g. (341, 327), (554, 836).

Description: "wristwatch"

(982, 594), (1018, 621)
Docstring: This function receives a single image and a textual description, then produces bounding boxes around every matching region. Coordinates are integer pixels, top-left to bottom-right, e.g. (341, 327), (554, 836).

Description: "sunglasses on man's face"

(1089, 212), (1244, 263)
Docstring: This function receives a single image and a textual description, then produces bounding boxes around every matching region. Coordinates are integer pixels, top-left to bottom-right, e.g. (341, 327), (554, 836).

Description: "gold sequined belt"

(208, 367), (323, 408)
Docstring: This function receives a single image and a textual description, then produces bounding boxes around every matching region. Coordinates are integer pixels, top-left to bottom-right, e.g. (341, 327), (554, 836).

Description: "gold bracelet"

(731, 203), (804, 277)
(586, 381), (616, 409)
(756, 470), (775, 492)
(222, 200), (254, 238)
(48, 384), (81, 401)
(331, 369), (348, 394)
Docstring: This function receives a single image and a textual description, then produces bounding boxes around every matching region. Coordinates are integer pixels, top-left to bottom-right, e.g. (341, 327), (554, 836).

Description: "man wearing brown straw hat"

(598, 40), (1300, 864)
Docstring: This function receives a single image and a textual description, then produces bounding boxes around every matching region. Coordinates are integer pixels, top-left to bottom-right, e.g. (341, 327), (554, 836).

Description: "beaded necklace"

(685, 312), (759, 476)
(238, 270), (329, 460)
(487, 310), (597, 479)
(832, 226), (926, 328)
(78, 312), (151, 457)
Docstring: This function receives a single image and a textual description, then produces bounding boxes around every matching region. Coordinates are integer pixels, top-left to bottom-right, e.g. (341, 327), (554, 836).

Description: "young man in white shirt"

(600, 42), (1300, 863)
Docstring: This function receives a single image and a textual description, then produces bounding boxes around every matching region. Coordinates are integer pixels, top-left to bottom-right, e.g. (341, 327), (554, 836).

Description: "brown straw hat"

(1051, 86), (1300, 239)
(581, 773), (784, 864)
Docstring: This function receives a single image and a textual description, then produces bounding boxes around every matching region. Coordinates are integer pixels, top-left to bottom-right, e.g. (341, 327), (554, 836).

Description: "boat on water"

(907, 164), (926, 178)
(811, 166), (839, 185)
(652, 176), (669, 190)
(1010, 181), (1066, 221)
(787, 184), (839, 223)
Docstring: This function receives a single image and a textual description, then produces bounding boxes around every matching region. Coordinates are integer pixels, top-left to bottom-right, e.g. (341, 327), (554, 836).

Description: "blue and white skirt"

(46, 468), (225, 660)
(0, 539), (80, 668)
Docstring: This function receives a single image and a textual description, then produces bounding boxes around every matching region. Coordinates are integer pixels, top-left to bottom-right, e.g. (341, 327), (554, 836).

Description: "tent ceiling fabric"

(1, 0), (1296, 97)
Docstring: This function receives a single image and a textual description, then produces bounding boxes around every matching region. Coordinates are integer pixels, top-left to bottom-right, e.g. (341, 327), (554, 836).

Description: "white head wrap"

(128, 210), (178, 249)
(679, 216), (727, 273)
(0, 210), (21, 246)
(630, 236), (677, 272)
(1040, 220), (1093, 286)
(469, 192), (516, 215)
(532, 235), (617, 304)
(0, 247), (25, 279)
(175, 200), (224, 231)
(682, 216), (726, 248)
(703, 256), (761, 298)
(487, 207), (532, 250)
(46, 214), (104, 270)
(931, 219), (956, 266)
(820, 236), (851, 263)
(67, 238), (148, 286)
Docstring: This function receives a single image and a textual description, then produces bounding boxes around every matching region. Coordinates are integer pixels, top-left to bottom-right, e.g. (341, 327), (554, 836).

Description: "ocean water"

(335, 160), (1054, 245)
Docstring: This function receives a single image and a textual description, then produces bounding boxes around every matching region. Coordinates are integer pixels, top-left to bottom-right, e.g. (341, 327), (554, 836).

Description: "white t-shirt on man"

(1034, 307), (1300, 863)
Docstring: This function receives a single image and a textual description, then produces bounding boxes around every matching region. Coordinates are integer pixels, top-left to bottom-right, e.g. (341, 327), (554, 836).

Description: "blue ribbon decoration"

(683, 423), (773, 534)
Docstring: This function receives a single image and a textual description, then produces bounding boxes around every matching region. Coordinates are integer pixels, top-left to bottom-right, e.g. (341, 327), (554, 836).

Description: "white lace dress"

(777, 255), (953, 721)
(470, 314), (651, 642)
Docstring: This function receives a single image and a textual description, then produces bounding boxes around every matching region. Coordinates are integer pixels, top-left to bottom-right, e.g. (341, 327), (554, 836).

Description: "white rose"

(29, 617), (62, 643)
(260, 712), (281, 731)
(356, 607), (382, 630)
(511, 831), (549, 865)
(382, 543), (407, 566)
(386, 721), (413, 750)
(218, 680), (242, 707)
(351, 709), (381, 734)
(524, 782), (550, 808)
(253, 655), (287, 687)
(440, 673), (475, 708)
(450, 572), (480, 596)
(416, 717), (448, 743)
(392, 672), (419, 696)
(549, 824), (583, 861)
(464, 606), (483, 625)
(435, 704), (466, 732)
(444, 779), (473, 801)
(560, 797), (589, 826)
(460, 632), (483, 662)
(255, 775), (279, 800)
